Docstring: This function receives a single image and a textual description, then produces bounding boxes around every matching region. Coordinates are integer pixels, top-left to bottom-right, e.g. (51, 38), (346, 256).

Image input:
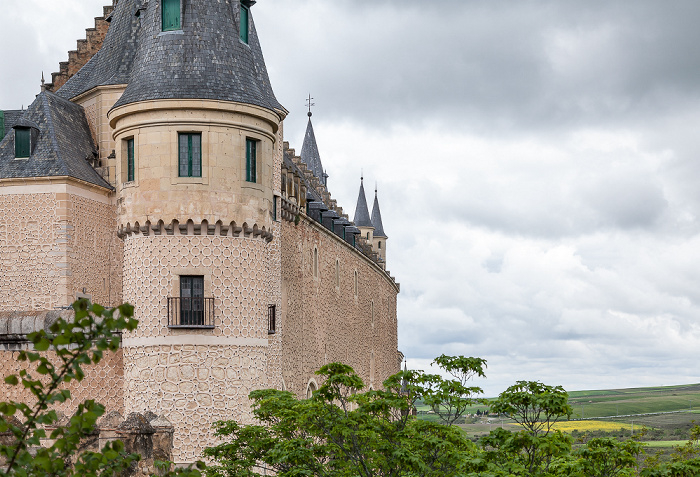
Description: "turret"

(371, 186), (388, 267)
(63, 0), (287, 464)
(353, 176), (374, 245)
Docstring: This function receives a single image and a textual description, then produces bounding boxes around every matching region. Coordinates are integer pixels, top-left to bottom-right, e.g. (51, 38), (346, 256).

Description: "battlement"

(44, 3), (115, 92)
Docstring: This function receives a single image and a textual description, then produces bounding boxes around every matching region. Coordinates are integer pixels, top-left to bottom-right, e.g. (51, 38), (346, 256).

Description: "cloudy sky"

(3, 0), (700, 397)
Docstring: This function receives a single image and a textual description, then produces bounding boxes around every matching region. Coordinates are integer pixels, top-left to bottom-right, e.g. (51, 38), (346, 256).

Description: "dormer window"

(240, 3), (250, 43)
(162, 0), (181, 32)
(15, 127), (30, 158)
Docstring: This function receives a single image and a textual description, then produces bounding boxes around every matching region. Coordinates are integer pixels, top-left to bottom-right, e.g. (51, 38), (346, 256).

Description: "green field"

(416, 383), (700, 441)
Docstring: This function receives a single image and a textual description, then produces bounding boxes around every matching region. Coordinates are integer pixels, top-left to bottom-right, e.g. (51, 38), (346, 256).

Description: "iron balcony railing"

(167, 297), (215, 328)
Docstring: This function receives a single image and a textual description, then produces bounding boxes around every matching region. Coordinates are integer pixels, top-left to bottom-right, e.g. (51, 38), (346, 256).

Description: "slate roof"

(2, 110), (24, 138)
(58, 0), (283, 114)
(371, 188), (387, 238)
(0, 92), (111, 190)
(353, 178), (372, 227)
(300, 116), (325, 184)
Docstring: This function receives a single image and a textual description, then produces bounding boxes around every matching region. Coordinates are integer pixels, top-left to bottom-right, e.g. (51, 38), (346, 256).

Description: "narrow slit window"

(162, 0), (181, 31)
(15, 128), (30, 158)
(246, 138), (257, 183)
(240, 4), (250, 43)
(127, 138), (135, 182)
(179, 133), (202, 177)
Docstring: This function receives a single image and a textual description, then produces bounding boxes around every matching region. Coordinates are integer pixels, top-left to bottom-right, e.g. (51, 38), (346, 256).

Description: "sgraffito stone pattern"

(122, 234), (276, 462)
(68, 193), (123, 307)
(0, 188), (120, 311)
(0, 345), (124, 416)
(0, 193), (60, 311)
(123, 344), (267, 464)
(122, 235), (269, 339)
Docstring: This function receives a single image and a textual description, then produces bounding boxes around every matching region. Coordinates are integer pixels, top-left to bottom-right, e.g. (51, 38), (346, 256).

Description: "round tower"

(105, 0), (285, 463)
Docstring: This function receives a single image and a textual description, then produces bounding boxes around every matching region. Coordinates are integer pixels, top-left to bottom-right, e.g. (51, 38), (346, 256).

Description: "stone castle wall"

(0, 182), (121, 311)
(281, 216), (400, 397)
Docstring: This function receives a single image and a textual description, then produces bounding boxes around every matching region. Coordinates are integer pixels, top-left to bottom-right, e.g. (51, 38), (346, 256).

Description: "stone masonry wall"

(281, 216), (399, 397)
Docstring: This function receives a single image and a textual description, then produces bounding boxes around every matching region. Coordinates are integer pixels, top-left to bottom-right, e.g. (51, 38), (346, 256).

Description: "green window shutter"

(15, 128), (30, 158)
(240, 5), (249, 43)
(162, 0), (181, 31)
(127, 138), (135, 182)
(0, 111), (4, 140)
(246, 138), (257, 182)
(191, 134), (201, 177)
(178, 133), (201, 177)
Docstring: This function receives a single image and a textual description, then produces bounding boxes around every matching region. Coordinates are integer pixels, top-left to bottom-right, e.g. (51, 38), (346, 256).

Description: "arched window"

(378, 241), (382, 249)
(366, 232), (370, 240)
(306, 380), (317, 399)
(335, 259), (340, 287)
(313, 247), (319, 279)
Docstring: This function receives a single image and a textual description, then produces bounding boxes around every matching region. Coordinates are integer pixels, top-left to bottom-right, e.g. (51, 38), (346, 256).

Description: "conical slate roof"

(0, 92), (111, 190)
(371, 188), (387, 238)
(58, 0), (283, 115)
(353, 178), (372, 227)
(300, 116), (325, 184)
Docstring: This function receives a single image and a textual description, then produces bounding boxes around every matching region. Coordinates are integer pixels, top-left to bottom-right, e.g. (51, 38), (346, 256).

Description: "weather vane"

(306, 93), (315, 117)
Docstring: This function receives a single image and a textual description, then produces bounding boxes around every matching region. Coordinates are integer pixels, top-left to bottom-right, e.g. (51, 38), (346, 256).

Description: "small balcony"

(167, 297), (215, 328)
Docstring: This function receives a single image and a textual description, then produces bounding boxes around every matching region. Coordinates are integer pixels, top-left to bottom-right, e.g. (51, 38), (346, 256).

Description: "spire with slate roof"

(300, 114), (326, 186)
(353, 177), (372, 228)
(371, 186), (387, 238)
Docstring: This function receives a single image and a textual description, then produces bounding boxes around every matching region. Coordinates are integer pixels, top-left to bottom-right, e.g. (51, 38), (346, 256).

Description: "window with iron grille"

(168, 276), (215, 328)
(268, 305), (276, 334)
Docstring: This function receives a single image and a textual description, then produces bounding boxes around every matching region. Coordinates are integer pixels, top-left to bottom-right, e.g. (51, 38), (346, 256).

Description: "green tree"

(204, 360), (492, 477)
(0, 299), (203, 477)
(480, 381), (573, 476)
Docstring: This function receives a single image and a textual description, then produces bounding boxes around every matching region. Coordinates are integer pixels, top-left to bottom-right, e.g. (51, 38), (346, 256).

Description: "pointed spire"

(40, 72), (46, 92)
(371, 186), (387, 238)
(353, 176), (372, 227)
(300, 115), (325, 183)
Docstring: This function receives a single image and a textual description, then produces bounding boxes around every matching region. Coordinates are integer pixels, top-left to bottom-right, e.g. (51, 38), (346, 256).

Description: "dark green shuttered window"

(162, 0), (181, 31)
(179, 133), (202, 177)
(245, 138), (257, 183)
(240, 4), (249, 43)
(15, 128), (30, 158)
(127, 138), (135, 182)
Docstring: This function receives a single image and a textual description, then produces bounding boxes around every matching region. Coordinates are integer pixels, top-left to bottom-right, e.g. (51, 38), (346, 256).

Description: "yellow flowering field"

(510, 421), (628, 432)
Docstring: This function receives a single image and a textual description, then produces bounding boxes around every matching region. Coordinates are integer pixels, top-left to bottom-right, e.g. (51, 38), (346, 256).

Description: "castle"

(0, 0), (400, 464)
